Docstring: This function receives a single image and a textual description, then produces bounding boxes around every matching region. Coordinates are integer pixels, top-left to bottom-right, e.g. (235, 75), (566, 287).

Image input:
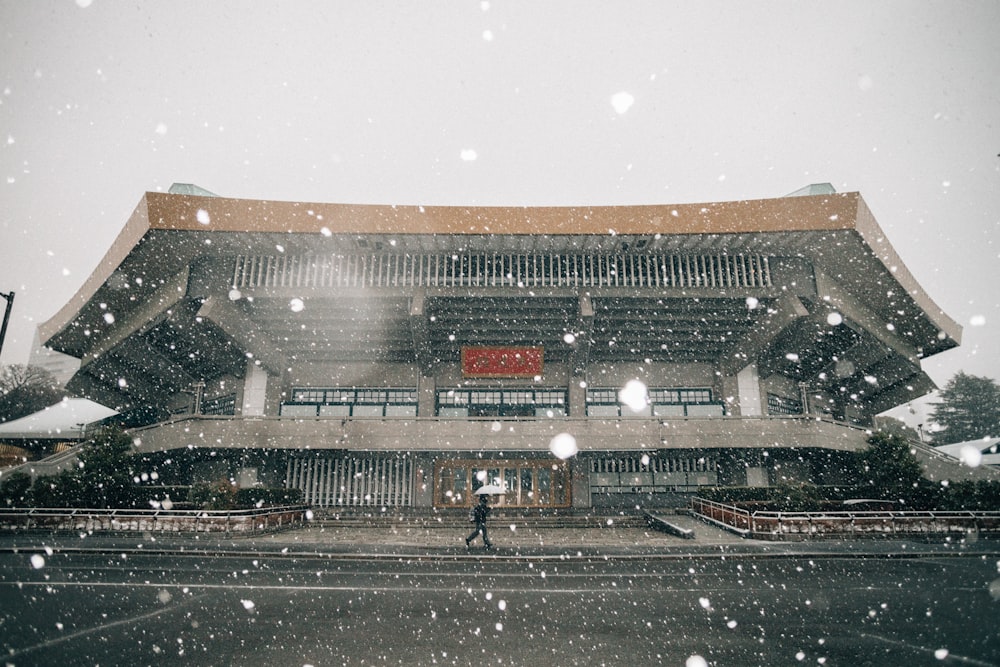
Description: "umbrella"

(474, 484), (506, 495)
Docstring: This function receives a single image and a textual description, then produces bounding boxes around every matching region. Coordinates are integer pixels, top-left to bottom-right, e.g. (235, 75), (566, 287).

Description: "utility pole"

(0, 291), (13, 360)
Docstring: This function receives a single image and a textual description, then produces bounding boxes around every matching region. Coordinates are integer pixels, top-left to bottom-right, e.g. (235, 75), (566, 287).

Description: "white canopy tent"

(0, 398), (117, 440)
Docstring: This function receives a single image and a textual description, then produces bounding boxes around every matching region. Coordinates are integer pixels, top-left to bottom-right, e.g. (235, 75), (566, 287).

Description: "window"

(201, 393), (236, 416)
(767, 393), (803, 416)
(435, 388), (568, 417)
(586, 387), (723, 417)
(589, 453), (719, 491)
(281, 387), (418, 417)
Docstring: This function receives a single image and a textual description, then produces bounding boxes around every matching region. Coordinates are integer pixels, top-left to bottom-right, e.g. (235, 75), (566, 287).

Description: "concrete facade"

(38, 185), (961, 509)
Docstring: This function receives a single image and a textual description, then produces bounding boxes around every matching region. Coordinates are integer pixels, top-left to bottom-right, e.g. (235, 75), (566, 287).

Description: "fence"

(690, 497), (1000, 540)
(0, 505), (309, 535)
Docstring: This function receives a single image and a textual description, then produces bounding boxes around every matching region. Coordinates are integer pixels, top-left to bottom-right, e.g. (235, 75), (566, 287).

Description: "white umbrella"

(474, 484), (505, 495)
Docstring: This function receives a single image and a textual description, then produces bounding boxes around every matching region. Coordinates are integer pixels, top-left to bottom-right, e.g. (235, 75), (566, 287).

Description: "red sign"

(461, 346), (544, 378)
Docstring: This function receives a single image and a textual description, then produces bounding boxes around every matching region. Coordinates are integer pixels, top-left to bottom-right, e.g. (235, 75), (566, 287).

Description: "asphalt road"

(1, 550), (998, 666)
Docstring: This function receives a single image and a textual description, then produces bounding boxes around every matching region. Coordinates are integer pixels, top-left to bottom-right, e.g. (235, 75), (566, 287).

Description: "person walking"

(465, 494), (493, 550)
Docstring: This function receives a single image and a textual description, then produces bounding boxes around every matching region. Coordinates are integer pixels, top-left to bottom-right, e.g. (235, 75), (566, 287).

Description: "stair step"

(308, 509), (658, 530)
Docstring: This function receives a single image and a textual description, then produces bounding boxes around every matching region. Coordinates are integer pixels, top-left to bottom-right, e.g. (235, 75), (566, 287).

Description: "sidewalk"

(1, 513), (997, 561)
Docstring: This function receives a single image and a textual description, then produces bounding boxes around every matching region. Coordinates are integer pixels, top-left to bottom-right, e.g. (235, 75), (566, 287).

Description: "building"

(935, 439), (1000, 469)
(0, 397), (117, 468)
(37, 184), (962, 509)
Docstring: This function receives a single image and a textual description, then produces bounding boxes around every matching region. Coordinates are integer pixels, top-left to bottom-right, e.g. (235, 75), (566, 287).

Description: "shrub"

(29, 471), (83, 507)
(772, 483), (823, 512)
(933, 480), (1000, 511)
(188, 479), (238, 510)
(235, 487), (303, 508)
(0, 471), (32, 507)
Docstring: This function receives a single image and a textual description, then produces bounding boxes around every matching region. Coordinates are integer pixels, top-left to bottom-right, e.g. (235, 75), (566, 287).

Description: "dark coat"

(472, 501), (491, 523)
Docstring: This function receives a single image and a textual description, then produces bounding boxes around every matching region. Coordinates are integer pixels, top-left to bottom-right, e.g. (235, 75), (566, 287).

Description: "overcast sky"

(1, 1), (998, 422)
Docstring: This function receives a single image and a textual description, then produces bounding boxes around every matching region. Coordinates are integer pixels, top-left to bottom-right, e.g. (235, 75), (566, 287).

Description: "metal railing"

(0, 505), (310, 535)
(690, 497), (1000, 540)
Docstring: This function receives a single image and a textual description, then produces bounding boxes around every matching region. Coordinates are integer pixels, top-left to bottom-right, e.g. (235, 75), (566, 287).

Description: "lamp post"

(0, 290), (13, 360)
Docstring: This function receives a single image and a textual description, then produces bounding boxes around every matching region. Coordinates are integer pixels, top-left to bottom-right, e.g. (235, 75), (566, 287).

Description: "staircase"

(308, 507), (652, 530)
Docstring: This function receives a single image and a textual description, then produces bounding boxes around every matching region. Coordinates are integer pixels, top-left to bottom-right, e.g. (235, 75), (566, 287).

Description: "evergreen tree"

(854, 432), (924, 503)
(927, 372), (1000, 444)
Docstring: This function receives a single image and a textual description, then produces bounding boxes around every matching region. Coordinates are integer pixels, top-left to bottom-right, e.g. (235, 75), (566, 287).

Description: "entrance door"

(434, 459), (570, 508)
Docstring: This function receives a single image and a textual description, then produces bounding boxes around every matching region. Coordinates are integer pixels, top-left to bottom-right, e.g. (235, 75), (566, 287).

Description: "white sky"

(1, 1), (998, 423)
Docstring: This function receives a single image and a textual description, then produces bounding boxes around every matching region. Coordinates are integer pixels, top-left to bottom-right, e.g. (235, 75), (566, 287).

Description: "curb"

(3, 540), (998, 563)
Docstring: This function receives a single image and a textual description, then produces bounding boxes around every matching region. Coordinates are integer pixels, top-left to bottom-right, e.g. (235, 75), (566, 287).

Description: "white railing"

(0, 505), (309, 534)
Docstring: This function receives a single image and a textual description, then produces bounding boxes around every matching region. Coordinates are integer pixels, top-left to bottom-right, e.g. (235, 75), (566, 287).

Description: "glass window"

(520, 468), (533, 502)
(436, 388), (567, 416)
(537, 467), (551, 503)
(288, 386), (418, 416)
(508, 391), (532, 405)
(686, 403), (725, 417)
(331, 390), (355, 403)
(621, 404), (652, 417)
(439, 390), (466, 405)
(318, 404), (351, 417)
(649, 388), (679, 403)
(357, 389), (386, 403)
(536, 390), (565, 405)
(293, 389), (325, 402)
(386, 389), (417, 403)
(678, 388), (712, 403)
(504, 468), (517, 494)
(586, 389), (617, 403)
(588, 387), (718, 417)
(435, 459), (569, 508)
(280, 404), (318, 417)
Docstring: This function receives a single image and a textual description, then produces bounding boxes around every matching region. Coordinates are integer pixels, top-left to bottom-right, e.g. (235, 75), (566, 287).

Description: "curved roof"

(40, 188), (961, 355)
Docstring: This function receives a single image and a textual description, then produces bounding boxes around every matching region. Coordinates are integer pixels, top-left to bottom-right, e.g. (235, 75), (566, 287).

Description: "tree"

(0, 364), (65, 423)
(927, 372), (1000, 444)
(26, 428), (139, 508)
(74, 428), (139, 508)
(853, 432), (924, 503)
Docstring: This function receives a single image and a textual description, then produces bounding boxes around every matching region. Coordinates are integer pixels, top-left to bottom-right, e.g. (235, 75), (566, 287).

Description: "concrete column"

(571, 457), (591, 509)
(412, 453), (435, 508)
(719, 372), (741, 416)
(737, 363), (764, 416)
(568, 378), (587, 418)
(241, 362), (268, 416)
(418, 374), (436, 418)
